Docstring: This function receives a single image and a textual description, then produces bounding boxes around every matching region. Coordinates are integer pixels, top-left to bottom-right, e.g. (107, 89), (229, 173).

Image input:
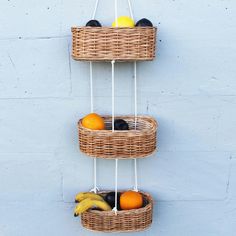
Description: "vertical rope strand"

(92, 0), (99, 19)
(112, 159), (118, 215)
(90, 61), (98, 193)
(90, 62), (94, 113)
(94, 158), (98, 193)
(127, 0), (134, 20)
(111, 60), (117, 213)
(134, 61), (138, 192)
(111, 60), (115, 131)
(115, 0), (118, 26)
(134, 61), (137, 129)
(134, 158), (138, 192)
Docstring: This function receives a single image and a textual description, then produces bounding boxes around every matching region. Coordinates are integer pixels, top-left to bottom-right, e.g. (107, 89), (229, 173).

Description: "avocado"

(86, 20), (102, 27)
(105, 192), (121, 210)
(135, 18), (153, 27)
(114, 119), (129, 130)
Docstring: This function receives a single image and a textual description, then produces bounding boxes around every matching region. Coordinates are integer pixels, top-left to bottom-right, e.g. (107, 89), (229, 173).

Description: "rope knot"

(112, 207), (118, 215)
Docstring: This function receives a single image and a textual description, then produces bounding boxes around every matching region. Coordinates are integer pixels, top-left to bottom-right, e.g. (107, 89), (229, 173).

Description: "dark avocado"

(86, 19), (102, 27)
(105, 192), (121, 210)
(135, 18), (153, 27)
(142, 197), (149, 207)
(114, 119), (129, 130)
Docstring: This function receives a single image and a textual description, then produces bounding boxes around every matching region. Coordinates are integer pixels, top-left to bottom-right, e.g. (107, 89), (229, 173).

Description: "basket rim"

(78, 115), (158, 133)
(71, 26), (157, 30)
(82, 190), (153, 216)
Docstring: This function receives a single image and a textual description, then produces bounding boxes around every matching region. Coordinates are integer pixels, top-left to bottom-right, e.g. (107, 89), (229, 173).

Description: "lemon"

(112, 16), (135, 27)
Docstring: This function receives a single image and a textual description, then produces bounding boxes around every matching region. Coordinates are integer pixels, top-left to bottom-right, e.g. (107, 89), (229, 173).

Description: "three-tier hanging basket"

(81, 191), (153, 233)
(71, 27), (157, 61)
(78, 115), (157, 159)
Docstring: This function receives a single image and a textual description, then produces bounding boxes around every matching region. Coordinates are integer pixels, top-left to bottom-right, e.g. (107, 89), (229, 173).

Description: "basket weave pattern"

(81, 191), (153, 233)
(71, 27), (157, 61)
(78, 116), (157, 159)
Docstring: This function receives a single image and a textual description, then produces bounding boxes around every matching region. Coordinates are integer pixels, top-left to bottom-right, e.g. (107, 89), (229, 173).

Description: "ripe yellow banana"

(75, 192), (104, 203)
(74, 198), (112, 216)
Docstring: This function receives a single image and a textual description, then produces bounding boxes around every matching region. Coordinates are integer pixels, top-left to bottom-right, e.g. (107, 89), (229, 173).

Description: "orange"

(82, 113), (105, 130)
(120, 191), (143, 210)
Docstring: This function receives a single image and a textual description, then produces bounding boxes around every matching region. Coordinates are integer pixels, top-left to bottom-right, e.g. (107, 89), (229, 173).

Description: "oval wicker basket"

(81, 191), (153, 233)
(71, 27), (157, 61)
(78, 115), (157, 159)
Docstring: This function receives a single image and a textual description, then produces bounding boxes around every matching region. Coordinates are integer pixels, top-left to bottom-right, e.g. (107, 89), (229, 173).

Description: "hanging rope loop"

(115, 0), (134, 21)
(90, 0), (138, 200)
(92, 0), (134, 22)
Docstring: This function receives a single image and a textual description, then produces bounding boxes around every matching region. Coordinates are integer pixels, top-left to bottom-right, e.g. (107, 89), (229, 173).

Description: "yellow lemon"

(112, 16), (135, 27)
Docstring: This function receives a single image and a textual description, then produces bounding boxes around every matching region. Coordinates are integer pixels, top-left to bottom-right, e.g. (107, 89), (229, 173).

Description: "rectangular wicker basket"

(71, 27), (157, 61)
(81, 191), (153, 233)
(78, 115), (157, 159)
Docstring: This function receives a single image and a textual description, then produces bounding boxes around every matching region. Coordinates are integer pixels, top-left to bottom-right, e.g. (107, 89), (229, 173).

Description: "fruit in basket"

(135, 18), (153, 27)
(142, 197), (149, 207)
(120, 191), (143, 210)
(74, 198), (111, 216)
(112, 16), (135, 27)
(105, 192), (121, 209)
(75, 192), (104, 203)
(86, 19), (102, 27)
(114, 119), (129, 130)
(82, 113), (105, 130)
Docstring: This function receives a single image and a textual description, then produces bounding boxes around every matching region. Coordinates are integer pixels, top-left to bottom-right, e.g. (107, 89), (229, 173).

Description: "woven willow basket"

(81, 191), (153, 233)
(78, 115), (157, 159)
(71, 27), (157, 61)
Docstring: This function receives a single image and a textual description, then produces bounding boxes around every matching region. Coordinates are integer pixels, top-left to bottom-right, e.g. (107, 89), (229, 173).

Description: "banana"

(75, 192), (104, 203)
(74, 198), (112, 217)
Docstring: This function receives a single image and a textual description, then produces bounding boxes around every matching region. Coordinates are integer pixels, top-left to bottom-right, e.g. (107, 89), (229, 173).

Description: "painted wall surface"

(0, 0), (236, 235)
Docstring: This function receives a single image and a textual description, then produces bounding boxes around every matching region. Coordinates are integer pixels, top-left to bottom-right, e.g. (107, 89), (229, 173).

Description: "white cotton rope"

(89, 0), (138, 202)
(92, 0), (134, 22)
(92, 0), (99, 19)
(115, 0), (118, 27)
(90, 0), (100, 193)
(134, 61), (137, 129)
(112, 159), (118, 215)
(134, 158), (138, 192)
(133, 61), (139, 192)
(129, 0), (137, 193)
(89, 61), (98, 193)
(90, 62), (94, 113)
(90, 157), (99, 193)
(127, 0), (134, 20)
(89, 61), (99, 194)
(111, 60), (115, 131)
(111, 59), (117, 214)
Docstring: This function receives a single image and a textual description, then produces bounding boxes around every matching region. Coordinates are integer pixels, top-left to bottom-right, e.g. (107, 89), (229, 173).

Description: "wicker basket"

(78, 115), (157, 159)
(81, 191), (153, 233)
(71, 27), (157, 61)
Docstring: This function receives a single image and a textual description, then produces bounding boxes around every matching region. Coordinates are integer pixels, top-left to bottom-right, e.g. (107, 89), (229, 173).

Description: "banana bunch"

(74, 192), (111, 216)
(75, 192), (104, 203)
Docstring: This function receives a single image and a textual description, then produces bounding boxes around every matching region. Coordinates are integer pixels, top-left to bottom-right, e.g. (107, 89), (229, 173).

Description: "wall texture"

(0, 0), (236, 235)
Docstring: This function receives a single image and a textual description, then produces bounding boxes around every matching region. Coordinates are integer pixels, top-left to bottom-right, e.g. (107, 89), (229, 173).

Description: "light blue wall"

(0, 0), (236, 235)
